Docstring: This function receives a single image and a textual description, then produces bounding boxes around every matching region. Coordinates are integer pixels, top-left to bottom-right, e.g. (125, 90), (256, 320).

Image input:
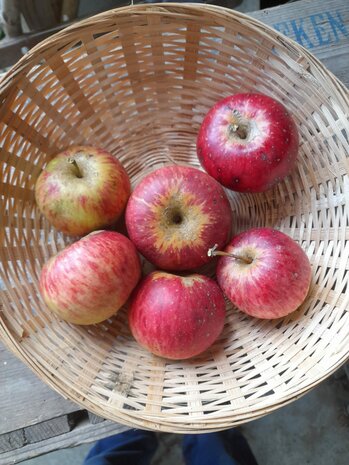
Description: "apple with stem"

(209, 228), (311, 319)
(129, 271), (226, 360)
(197, 93), (299, 193)
(35, 146), (131, 236)
(40, 230), (141, 325)
(125, 165), (232, 271)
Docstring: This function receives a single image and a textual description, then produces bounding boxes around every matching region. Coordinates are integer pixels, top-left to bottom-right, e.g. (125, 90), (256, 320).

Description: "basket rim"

(0, 3), (348, 99)
(1, 327), (348, 432)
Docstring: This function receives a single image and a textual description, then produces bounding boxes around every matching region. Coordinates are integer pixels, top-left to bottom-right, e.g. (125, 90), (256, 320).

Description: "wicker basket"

(1, 3), (349, 433)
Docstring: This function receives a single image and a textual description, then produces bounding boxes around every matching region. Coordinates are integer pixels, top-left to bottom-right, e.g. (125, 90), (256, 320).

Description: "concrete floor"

(22, 367), (349, 465)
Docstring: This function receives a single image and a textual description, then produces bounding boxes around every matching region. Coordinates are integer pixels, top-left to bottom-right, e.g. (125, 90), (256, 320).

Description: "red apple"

(125, 165), (232, 271)
(197, 93), (299, 193)
(35, 146), (131, 236)
(129, 271), (226, 360)
(40, 231), (141, 325)
(210, 228), (311, 319)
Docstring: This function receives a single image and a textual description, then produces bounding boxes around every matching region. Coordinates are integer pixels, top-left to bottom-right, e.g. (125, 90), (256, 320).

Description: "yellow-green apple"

(129, 271), (226, 360)
(197, 93), (299, 193)
(40, 231), (141, 325)
(210, 228), (311, 319)
(35, 146), (131, 236)
(125, 165), (232, 271)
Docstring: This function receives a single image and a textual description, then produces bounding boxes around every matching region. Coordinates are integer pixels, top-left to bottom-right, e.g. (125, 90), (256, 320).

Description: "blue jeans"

(83, 429), (258, 465)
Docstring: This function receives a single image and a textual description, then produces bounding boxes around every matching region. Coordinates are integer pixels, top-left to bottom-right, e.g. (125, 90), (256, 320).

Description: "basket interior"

(1, 4), (349, 432)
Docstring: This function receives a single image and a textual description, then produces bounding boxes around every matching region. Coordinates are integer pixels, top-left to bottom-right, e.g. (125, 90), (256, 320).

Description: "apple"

(209, 228), (311, 319)
(125, 165), (232, 271)
(40, 231), (141, 325)
(197, 93), (299, 193)
(128, 271), (226, 360)
(35, 146), (131, 236)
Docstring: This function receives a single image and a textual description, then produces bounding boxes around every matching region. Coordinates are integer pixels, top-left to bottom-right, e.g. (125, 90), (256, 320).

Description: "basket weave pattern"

(1, 4), (349, 432)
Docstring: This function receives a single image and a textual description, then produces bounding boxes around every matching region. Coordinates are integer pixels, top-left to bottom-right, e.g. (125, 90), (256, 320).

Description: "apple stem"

(229, 123), (248, 140)
(229, 109), (248, 140)
(68, 158), (83, 178)
(207, 244), (253, 265)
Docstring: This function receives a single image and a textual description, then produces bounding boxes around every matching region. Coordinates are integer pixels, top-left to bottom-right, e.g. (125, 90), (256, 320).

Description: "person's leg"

(221, 429), (259, 465)
(83, 429), (158, 465)
(183, 429), (258, 465)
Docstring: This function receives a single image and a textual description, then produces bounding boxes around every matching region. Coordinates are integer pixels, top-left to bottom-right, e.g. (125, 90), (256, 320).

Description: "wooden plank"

(250, 0), (349, 87)
(87, 412), (106, 425)
(0, 23), (69, 69)
(235, 0), (260, 13)
(0, 413), (80, 454)
(1, 0), (22, 38)
(0, 418), (128, 465)
(0, 430), (25, 454)
(20, 0), (62, 31)
(61, 0), (79, 22)
(23, 412), (79, 445)
(0, 1), (128, 69)
(0, 343), (79, 435)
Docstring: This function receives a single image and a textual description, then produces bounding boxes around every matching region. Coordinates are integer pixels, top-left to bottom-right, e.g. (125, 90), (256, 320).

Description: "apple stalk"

(207, 244), (253, 265)
(68, 158), (83, 178)
(229, 109), (248, 140)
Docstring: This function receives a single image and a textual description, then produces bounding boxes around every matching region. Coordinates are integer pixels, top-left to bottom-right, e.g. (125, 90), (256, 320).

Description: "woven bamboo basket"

(1, 3), (349, 433)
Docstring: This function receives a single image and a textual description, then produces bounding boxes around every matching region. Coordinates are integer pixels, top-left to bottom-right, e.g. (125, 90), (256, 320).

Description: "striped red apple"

(209, 228), (311, 319)
(40, 231), (141, 325)
(129, 271), (226, 359)
(197, 93), (299, 193)
(125, 165), (232, 271)
(35, 146), (130, 236)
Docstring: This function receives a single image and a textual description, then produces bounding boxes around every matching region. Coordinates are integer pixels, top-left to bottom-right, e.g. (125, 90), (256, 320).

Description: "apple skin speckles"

(197, 93), (299, 193)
